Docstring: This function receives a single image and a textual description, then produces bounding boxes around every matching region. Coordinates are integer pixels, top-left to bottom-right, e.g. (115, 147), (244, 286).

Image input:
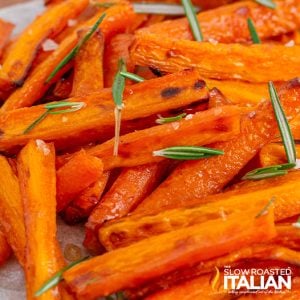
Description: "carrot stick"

(63, 209), (276, 298)
(17, 140), (62, 299)
(57, 150), (104, 212)
(0, 230), (12, 267)
(100, 171), (300, 250)
(2, 2), (135, 111)
(104, 33), (135, 87)
(71, 29), (104, 96)
(131, 34), (300, 82)
(64, 171), (110, 224)
(52, 73), (74, 100)
(0, 69), (209, 152)
(0, 156), (26, 265)
(2, 0), (89, 85)
(260, 143), (300, 167)
(139, 0), (300, 43)
(134, 79), (300, 215)
(0, 69), (14, 101)
(0, 19), (14, 57)
(63, 105), (240, 170)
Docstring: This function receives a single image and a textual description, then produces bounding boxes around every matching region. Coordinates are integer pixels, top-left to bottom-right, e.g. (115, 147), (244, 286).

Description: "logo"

(211, 266), (292, 295)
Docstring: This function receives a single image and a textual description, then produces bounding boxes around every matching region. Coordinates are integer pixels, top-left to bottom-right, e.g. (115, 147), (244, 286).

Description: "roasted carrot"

(104, 33), (135, 87)
(139, 0), (300, 43)
(63, 209), (276, 298)
(2, 0), (89, 85)
(57, 150), (103, 212)
(131, 34), (300, 83)
(52, 73), (74, 99)
(0, 156), (26, 265)
(87, 162), (166, 230)
(17, 140), (63, 299)
(71, 29), (104, 96)
(0, 69), (209, 152)
(134, 79), (300, 214)
(2, 2), (135, 111)
(0, 19), (14, 57)
(260, 143), (300, 167)
(0, 230), (12, 266)
(64, 172), (110, 224)
(208, 87), (231, 108)
(62, 105), (240, 170)
(0, 69), (14, 101)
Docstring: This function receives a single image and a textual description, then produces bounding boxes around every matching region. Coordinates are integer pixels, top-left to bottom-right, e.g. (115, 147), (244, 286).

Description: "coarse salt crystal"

(68, 19), (77, 27)
(285, 40), (295, 47)
(36, 139), (50, 156)
(185, 114), (194, 120)
(42, 39), (58, 52)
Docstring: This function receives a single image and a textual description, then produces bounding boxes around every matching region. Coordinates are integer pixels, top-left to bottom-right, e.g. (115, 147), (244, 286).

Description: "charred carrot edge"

(0, 230), (12, 267)
(2, 2), (135, 111)
(57, 150), (103, 212)
(133, 79), (300, 215)
(61, 105), (240, 171)
(87, 162), (166, 230)
(139, 0), (300, 43)
(17, 140), (62, 299)
(0, 69), (209, 153)
(104, 33), (135, 87)
(131, 34), (300, 83)
(0, 156), (26, 265)
(99, 170), (300, 250)
(52, 73), (74, 100)
(71, 29), (104, 96)
(64, 209), (276, 298)
(2, 0), (89, 85)
(260, 143), (300, 167)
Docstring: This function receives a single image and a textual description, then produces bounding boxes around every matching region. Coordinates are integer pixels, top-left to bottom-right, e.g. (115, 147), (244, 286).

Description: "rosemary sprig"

(112, 59), (126, 156)
(120, 71), (144, 83)
(269, 81), (296, 163)
(247, 18), (261, 44)
(46, 13), (106, 83)
(255, 197), (275, 218)
(23, 101), (85, 134)
(255, 0), (276, 9)
(181, 0), (203, 42)
(155, 113), (187, 125)
(95, 2), (201, 15)
(35, 256), (89, 297)
(106, 292), (126, 300)
(153, 146), (224, 160)
(242, 163), (295, 181)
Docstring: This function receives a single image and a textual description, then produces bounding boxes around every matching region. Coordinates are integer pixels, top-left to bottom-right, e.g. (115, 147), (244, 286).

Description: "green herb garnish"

(242, 163), (295, 180)
(255, 0), (276, 9)
(46, 13), (106, 83)
(155, 113), (187, 125)
(181, 0), (203, 42)
(247, 18), (261, 44)
(153, 146), (224, 160)
(95, 2), (201, 15)
(120, 71), (144, 83)
(255, 197), (275, 218)
(35, 256), (89, 297)
(23, 101), (86, 134)
(112, 59), (126, 156)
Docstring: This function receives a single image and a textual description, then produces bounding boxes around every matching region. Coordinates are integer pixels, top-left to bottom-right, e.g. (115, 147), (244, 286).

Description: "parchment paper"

(0, 2), (87, 299)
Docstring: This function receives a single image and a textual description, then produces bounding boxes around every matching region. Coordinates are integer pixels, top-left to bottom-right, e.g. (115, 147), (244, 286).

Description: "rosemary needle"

(120, 71), (145, 83)
(247, 18), (261, 44)
(255, 0), (276, 9)
(155, 113), (187, 125)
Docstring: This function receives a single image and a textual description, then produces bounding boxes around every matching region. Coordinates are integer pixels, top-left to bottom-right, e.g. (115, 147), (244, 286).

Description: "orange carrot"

(71, 29), (104, 96)
(63, 209), (276, 298)
(99, 171), (300, 250)
(134, 79), (300, 214)
(131, 34), (300, 82)
(0, 156), (26, 265)
(0, 19), (14, 57)
(104, 33), (135, 87)
(52, 73), (74, 100)
(64, 105), (240, 170)
(57, 150), (103, 212)
(17, 140), (63, 299)
(2, 0), (89, 85)
(0, 230), (12, 266)
(2, 2), (135, 111)
(0, 69), (209, 152)
(139, 0), (300, 43)
(64, 172), (110, 224)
